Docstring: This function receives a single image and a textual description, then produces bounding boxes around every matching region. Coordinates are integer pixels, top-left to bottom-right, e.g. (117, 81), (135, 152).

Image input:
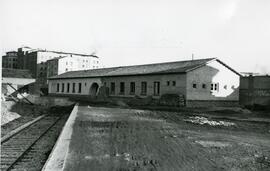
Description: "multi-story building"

(3, 47), (100, 94)
(47, 54), (99, 78)
(2, 51), (18, 69)
(17, 46), (34, 69)
(18, 49), (100, 94)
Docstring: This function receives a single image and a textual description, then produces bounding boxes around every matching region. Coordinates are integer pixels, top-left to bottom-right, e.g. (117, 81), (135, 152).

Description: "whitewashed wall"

(48, 78), (102, 95)
(186, 60), (240, 101)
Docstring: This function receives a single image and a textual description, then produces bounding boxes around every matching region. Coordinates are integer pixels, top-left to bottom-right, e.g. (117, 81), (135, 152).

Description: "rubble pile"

(184, 116), (236, 127)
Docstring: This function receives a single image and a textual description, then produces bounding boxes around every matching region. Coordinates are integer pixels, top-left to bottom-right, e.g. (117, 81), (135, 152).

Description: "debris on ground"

(195, 140), (232, 148)
(254, 153), (270, 167)
(184, 116), (236, 126)
(1, 101), (20, 125)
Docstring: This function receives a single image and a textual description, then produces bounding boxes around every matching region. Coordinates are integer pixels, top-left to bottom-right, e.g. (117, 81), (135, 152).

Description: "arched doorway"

(89, 82), (99, 97)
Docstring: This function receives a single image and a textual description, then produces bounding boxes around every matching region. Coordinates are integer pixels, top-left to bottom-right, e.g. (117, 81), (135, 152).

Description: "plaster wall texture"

(186, 60), (240, 101)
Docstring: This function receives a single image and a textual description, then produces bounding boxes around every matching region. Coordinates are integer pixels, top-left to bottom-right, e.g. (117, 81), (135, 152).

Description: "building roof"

(47, 56), (68, 61)
(28, 49), (98, 58)
(50, 58), (240, 80)
(2, 68), (34, 79)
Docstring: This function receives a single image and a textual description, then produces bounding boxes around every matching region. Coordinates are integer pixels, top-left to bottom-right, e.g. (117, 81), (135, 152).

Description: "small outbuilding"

(48, 58), (241, 107)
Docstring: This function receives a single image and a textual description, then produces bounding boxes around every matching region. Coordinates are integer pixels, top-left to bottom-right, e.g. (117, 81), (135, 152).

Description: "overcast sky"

(1, 0), (270, 74)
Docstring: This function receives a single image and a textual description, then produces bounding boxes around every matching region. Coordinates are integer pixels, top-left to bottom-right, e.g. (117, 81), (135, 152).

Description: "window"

(141, 82), (147, 95)
(67, 83), (70, 93)
(62, 83), (65, 92)
(172, 81), (176, 86)
(211, 83), (219, 91)
(85, 82), (87, 86)
(192, 83), (197, 88)
(130, 82), (135, 94)
(224, 85), (227, 89)
(202, 84), (206, 89)
(120, 82), (125, 94)
(110, 82), (115, 94)
(66, 62), (68, 65)
(57, 83), (60, 92)
(72, 83), (76, 93)
(154, 82), (160, 96)
(78, 83), (82, 93)
(167, 81), (170, 86)
(66, 68), (68, 71)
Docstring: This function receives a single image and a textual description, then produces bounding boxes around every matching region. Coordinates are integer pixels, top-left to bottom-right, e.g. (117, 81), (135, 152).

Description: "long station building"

(48, 58), (241, 107)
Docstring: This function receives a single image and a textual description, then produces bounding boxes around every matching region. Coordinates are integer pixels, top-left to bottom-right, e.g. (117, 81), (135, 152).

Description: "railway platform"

(42, 103), (270, 171)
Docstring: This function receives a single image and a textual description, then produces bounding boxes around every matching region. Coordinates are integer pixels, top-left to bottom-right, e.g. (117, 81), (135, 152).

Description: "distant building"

(13, 48), (100, 94)
(17, 46), (34, 69)
(48, 58), (241, 107)
(240, 75), (270, 107)
(2, 51), (18, 69)
(47, 54), (99, 78)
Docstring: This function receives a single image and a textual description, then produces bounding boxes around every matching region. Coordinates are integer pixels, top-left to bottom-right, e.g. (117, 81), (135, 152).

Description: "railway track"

(1, 113), (70, 171)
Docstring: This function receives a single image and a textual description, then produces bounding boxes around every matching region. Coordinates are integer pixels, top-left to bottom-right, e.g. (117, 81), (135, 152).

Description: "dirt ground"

(63, 104), (270, 171)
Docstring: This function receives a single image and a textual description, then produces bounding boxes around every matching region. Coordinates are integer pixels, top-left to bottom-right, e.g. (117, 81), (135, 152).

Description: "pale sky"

(1, 0), (270, 74)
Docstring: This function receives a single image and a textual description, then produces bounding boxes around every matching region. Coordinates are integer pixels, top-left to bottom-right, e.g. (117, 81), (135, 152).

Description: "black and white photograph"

(1, 0), (270, 170)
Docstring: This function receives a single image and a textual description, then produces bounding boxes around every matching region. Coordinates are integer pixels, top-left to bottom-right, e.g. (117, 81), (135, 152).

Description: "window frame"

(78, 83), (82, 93)
(72, 83), (76, 93)
(202, 84), (206, 89)
(211, 83), (219, 92)
(110, 82), (115, 95)
(62, 83), (65, 92)
(141, 82), (147, 95)
(67, 83), (70, 93)
(120, 82), (125, 95)
(130, 82), (135, 95)
(57, 83), (60, 92)
(153, 81), (160, 96)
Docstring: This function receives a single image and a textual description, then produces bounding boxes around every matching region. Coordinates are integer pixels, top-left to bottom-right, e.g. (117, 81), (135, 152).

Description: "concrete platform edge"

(42, 103), (79, 171)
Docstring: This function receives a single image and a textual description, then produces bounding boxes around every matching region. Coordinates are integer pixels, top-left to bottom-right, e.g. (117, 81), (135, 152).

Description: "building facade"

(47, 55), (100, 78)
(48, 58), (241, 107)
(2, 51), (18, 69)
(15, 48), (100, 93)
